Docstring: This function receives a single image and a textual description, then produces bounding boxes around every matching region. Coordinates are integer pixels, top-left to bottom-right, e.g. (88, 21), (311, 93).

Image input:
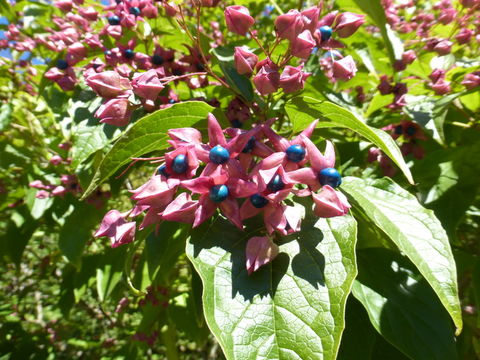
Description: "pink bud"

(438, 8), (456, 24)
(51, 186), (67, 197)
(312, 186), (351, 218)
(86, 71), (132, 98)
(291, 30), (316, 58)
(29, 180), (45, 189)
(201, 0), (221, 6)
(163, 2), (179, 16)
(433, 40), (452, 55)
(402, 50), (416, 64)
(332, 55), (357, 81)
(334, 12), (365, 38)
(50, 155), (63, 165)
(429, 68), (446, 83)
(131, 70), (165, 101)
(275, 10), (304, 41)
(245, 236), (279, 275)
(301, 7), (320, 33)
(253, 65), (280, 95)
(460, 0), (478, 7)
(78, 6), (98, 21)
(54, 0), (72, 12)
(456, 28), (473, 44)
(461, 72), (480, 90)
(95, 98), (133, 127)
(94, 210), (136, 248)
(224, 6), (255, 35)
(234, 46), (258, 75)
(66, 42), (87, 65)
(142, 3), (158, 18)
(35, 190), (50, 199)
(378, 75), (393, 95)
(279, 65), (310, 93)
(431, 80), (451, 95)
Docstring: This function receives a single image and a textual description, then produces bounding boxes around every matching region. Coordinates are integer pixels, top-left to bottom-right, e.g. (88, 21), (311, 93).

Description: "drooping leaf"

(353, 248), (458, 360)
(96, 246), (127, 302)
(285, 96), (413, 184)
(186, 212), (357, 360)
(341, 176), (462, 334)
(82, 101), (213, 199)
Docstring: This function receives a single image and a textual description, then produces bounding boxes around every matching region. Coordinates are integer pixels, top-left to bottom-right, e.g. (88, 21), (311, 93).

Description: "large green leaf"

(186, 213), (357, 360)
(353, 248), (458, 360)
(82, 101), (213, 198)
(285, 97), (413, 184)
(341, 176), (462, 334)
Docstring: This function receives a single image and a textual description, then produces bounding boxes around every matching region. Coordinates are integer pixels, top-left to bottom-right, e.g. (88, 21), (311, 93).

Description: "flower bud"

(279, 65), (310, 93)
(401, 50), (416, 64)
(429, 68), (445, 83)
(78, 6), (98, 21)
(456, 28), (473, 44)
(66, 42), (87, 65)
(245, 236), (279, 275)
(433, 40), (452, 55)
(142, 3), (158, 18)
(131, 69), (165, 101)
(94, 210), (136, 248)
(224, 6), (255, 35)
(163, 2), (179, 17)
(234, 46), (258, 75)
(253, 65), (280, 95)
(86, 71), (132, 98)
(431, 80), (451, 95)
(438, 7), (456, 25)
(312, 186), (350, 218)
(52, 186), (67, 197)
(95, 98), (133, 127)
(461, 72), (480, 90)
(291, 30), (315, 59)
(332, 55), (357, 81)
(301, 7), (320, 33)
(275, 10), (304, 41)
(334, 12), (365, 38)
(50, 155), (63, 165)
(54, 0), (73, 12)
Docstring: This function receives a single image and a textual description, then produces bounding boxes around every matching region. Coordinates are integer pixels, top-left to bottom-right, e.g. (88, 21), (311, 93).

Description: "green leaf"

(96, 247), (127, 302)
(0, 103), (13, 132)
(186, 213), (358, 360)
(285, 97), (413, 184)
(81, 101), (213, 199)
(211, 47), (254, 103)
(353, 248), (458, 360)
(341, 176), (462, 334)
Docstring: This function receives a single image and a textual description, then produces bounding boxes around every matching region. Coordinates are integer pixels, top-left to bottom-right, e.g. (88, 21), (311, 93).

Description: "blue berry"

(319, 168), (342, 188)
(209, 145), (230, 164)
(242, 136), (256, 153)
(319, 26), (333, 42)
(267, 174), (285, 192)
(231, 119), (243, 128)
(107, 15), (120, 25)
(405, 125), (416, 136)
(151, 54), (164, 65)
(286, 144), (306, 163)
(250, 194), (268, 208)
(123, 49), (135, 59)
(129, 6), (140, 16)
(157, 165), (169, 178)
(209, 185), (229, 203)
(104, 50), (112, 56)
(56, 59), (68, 70)
(172, 154), (188, 174)
(394, 125), (403, 135)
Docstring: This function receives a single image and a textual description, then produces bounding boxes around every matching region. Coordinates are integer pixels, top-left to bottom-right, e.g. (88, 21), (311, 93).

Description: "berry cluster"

(95, 114), (350, 249)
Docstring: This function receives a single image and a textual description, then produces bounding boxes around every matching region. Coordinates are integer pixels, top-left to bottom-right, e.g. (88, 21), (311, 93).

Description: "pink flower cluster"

(95, 114), (350, 252)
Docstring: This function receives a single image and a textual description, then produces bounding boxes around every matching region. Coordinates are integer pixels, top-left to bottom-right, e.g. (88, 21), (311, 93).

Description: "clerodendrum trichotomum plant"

(1, 0), (479, 358)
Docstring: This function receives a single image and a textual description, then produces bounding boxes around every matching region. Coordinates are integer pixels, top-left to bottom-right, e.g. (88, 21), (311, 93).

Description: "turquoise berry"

(56, 59), (68, 70)
(286, 144), (306, 163)
(172, 154), (188, 174)
(250, 194), (269, 208)
(242, 136), (256, 153)
(129, 7), (140, 16)
(124, 49), (135, 59)
(320, 26), (333, 42)
(157, 165), (169, 178)
(107, 15), (120, 25)
(209, 145), (230, 164)
(267, 174), (285, 192)
(209, 185), (229, 203)
(319, 168), (342, 188)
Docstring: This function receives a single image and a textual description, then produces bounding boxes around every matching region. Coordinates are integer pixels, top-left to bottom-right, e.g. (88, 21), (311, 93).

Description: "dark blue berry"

(104, 50), (112, 56)
(172, 68), (183, 76)
(285, 144), (306, 163)
(168, 99), (176, 104)
(242, 136), (256, 153)
(196, 63), (205, 71)
(56, 59), (68, 70)
(405, 125), (416, 136)
(231, 119), (243, 128)
(319, 26), (333, 42)
(394, 125), (403, 135)
(209, 145), (230, 164)
(129, 7), (140, 16)
(172, 154), (188, 174)
(157, 165), (169, 178)
(151, 54), (164, 65)
(250, 194), (268, 208)
(123, 49), (135, 59)
(107, 15), (120, 25)
(319, 168), (342, 188)
(267, 174), (285, 192)
(209, 185), (229, 203)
